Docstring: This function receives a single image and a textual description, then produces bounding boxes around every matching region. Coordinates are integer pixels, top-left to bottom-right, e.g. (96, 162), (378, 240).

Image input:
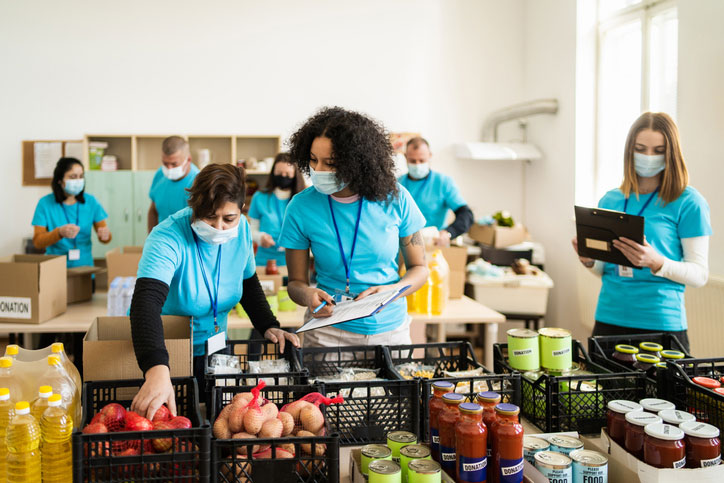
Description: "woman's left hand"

(613, 237), (664, 272)
(264, 327), (300, 354)
(97, 226), (111, 242)
(355, 284), (401, 301)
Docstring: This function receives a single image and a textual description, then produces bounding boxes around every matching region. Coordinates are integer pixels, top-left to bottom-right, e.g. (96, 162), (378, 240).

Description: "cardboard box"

(105, 246), (143, 283)
(83, 315), (192, 381)
(67, 266), (105, 304)
(467, 269), (554, 316)
(255, 267), (283, 294)
(468, 223), (527, 248)
(438, 246), (468, 299)
(0, 254), (67, 324)
(93, 257), (108, 290)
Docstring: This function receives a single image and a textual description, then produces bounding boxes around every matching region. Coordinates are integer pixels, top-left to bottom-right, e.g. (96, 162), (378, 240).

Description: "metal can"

(399, 445), (431, 483)
(548, 435), (584, 456)
(534, 451), (572, 483)
(387, 431), (418, 464)
(538, 327), (573, 371)
(369, 459), (402, 483)
(523, 436), (550, 465)
(362, 444), (393, 476)
(407, 459), (442, 483)
(570, 449), (608, 483)
(507, 328), (540, 371)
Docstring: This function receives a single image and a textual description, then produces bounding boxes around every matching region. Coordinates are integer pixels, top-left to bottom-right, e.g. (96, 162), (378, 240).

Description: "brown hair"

(162, 136), (189, 156)
(620, 112), (688, 204)
(263, 152), (306, 196)
(187, 164), (246, 219)
(406, 136), (430, 150)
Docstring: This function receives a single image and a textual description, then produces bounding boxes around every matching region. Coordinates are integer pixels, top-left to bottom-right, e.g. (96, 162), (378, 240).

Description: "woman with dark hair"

(31, 157), (112, 267)
(279, 106), (429, 347)
(129, 163), (299, 419)
(247, 152), (306, 267)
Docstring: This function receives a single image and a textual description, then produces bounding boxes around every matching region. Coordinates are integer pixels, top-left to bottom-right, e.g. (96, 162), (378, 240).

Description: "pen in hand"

(312, 301), (328, 314)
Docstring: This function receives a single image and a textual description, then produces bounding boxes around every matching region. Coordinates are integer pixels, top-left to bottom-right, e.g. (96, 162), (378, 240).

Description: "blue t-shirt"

(31, 193), (108, 268)
(595, 186), (712, 331)
(137, 207), (256, 355)
(247, 191), (290, 267)
(279, 185), (426, 335)
(149, 164), (200, 223)
(398, 170), (467, 230)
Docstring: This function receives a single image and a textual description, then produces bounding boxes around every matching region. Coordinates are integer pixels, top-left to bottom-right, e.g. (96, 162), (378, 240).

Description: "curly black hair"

(287, 106), (398, 202)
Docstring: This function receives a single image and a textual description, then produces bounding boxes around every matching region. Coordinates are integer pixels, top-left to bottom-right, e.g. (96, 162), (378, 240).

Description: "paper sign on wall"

(0, 297), (32, 319)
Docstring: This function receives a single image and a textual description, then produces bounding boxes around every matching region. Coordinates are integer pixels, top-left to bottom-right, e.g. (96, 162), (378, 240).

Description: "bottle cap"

(635, 354), (660, 364)
(680, 421), (720, 439)
(5, 345), (19, 356)
(51, 342), (65, 353)
(615, 344), (639, 354)
(0, 388), (9, 400)
(48, 355), (61, 366)
(625, 411), (662, 427)
(607, 400), (643, 414)
(15, 401), (30, 414)
(47, 394), (62, 407)
(639, 398), (675, 412)
(639, 342), (664, 352)
(660, 350), (685, 360)
(459, 403), (483, 414)
(38, 386), (52, 397)
(644, 423), (684, 441)
(0, 357), (13, 368)
(495, 403), (520, 416)
(442, 393), (465, 404)
(658, 409), (696, 425)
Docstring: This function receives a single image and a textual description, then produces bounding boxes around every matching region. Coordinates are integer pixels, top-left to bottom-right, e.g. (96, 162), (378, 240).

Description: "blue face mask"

(64, 178), (85, 196)
(310, 167), (348, 195)
(634, 152), (666, 178)
(407, 162), (430, 179)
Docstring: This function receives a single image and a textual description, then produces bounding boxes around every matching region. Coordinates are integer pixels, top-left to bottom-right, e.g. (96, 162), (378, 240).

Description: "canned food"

(534, 451), (572, 482)
(569, 449), (608, 483)
(548, 435), (584, 456)
(407, 459), (442, 483)
(523, 436), (550, 465)
(538, 327), (573, 371)
(507, 328), (540, 371)
(399, 445), (431, 483)
(361, 444), (393, 476)
(387, 431), (417, 464)
(369, 459), (402, 482)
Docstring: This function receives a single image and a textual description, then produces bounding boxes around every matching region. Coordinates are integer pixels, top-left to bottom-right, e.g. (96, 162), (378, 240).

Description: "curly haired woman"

(279, 106), (429, 347)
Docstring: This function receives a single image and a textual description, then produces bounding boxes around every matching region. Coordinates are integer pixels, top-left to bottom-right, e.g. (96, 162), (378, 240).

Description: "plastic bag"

(395, 362), (435, 380)
(209, 354), (242, 375)
(280, 392), (344, 435)
(246, 359), (290, 386)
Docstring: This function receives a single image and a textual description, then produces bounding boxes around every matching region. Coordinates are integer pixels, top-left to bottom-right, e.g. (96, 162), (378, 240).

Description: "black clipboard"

(574, 205), (644, 267)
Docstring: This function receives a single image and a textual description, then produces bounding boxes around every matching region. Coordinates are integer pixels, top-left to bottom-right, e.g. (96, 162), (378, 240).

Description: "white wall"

(0, 0), (526, 255)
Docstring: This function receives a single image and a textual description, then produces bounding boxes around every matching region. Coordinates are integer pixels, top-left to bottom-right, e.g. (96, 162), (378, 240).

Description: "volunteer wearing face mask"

(147, 136), (199, 231)
(398, 137), (474, 246)
(572, 112), (711, 352)
(248, 153), (306, 267)
(129, 164), (299, 419)
(279, 107), (429, 347)
(32, 157), (112, 267)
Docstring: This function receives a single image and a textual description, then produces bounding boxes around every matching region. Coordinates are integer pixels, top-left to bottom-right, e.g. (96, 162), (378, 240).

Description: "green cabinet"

(132, 171), (155, 245)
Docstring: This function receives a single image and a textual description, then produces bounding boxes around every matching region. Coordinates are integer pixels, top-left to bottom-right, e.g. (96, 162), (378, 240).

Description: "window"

(593, 0), (678, 201)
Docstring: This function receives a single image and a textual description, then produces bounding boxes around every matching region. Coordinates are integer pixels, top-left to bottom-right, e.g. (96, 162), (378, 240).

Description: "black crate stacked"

(72, 377), (211, 482)
(211, 383), (339, 483)
(664, 358), (724, 436)
(293, 345), (419, 445)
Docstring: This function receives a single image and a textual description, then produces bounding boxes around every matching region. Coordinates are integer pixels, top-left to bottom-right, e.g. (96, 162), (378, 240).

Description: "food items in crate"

(453, 379), (505, 395)
(625, 411), (662, 459)
(208, 353), (242, 375)
(429, 381), (455, 462)
(313, 367), (387, 398)
(395, 362), (435, 380)
(639, 342), (663, 359)
(438, 393), (465, 474)
(455, 403), (487, 483)
(246, 359), (291, 386)
(660, 350), (685, 362)
(633, 354), (660, 372)
(606, 400), (643, 446)
(489, 403), (524, 483)
(538, 327), (572, 372)
(442, 367), (485, 379)
(507, 328), (540, 371)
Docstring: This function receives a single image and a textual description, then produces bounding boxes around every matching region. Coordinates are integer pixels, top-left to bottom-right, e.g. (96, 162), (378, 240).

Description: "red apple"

(82, 422), (110, 457)
(151, 404), (171, 423)
(169, 416), (192, 429)
(100, 403), (126, 432)
(151, 420), (174, 453)
(82, 422), (108, 434)
(125, 414), (154, 453)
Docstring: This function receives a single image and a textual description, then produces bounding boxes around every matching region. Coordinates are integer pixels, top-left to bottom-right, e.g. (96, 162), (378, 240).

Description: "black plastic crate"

(588, 332), (691, 397)
(494, 340), (647, 433)
(211, 383), (339, 483)
(72, 377), (211, 482)
(384, 341), (521, 442)
(665, 358), (724, 435)
(293, 345), (420, 445)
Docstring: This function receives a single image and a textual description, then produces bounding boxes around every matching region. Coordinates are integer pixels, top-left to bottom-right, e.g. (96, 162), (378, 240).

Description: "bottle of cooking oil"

(0, 357), (23, 403)
(50, 343), (82, 400)
(3, 345), (18, 360)
(0, 388), (15, 482)
(429, 250), (450, 315)
(30, 386), (53, 422)
(40, 394), (73, 483)
(6, 401), (41, 483)
(39, 356), (78, 426)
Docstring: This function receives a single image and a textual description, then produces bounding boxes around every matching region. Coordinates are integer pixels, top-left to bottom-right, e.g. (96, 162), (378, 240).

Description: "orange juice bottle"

(430, 250), (450, 315)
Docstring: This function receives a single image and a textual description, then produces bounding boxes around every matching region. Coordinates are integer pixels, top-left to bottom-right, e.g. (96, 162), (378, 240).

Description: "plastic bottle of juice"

(40, 394), (73, 483)
(6, 401), (41, 482)
(415, 276), (432, 314)
(50, 343), (82, 397)
(0, 357), (23, 403)
(40, 356), (79, 425)
(0, 388), (16, 481)
(429, 250), (450, 316)
(30, 386), (53, 422)
(3, 345), (19, 360)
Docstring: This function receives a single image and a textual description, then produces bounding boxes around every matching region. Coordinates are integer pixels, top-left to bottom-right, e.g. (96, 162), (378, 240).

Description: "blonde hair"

(620, 112), (688, 204)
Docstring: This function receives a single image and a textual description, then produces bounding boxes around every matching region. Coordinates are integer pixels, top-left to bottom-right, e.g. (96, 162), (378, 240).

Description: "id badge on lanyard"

(328, 196), (363, 304)
(618, 188), (658, 279)
(63, 203), (81, 261)
(618, 265), (634, 278)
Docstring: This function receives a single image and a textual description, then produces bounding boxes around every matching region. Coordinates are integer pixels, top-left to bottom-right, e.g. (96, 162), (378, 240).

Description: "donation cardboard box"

(468, 223), (527, 248)
(0, 254), (66, 324)
(83, 315), (192, 381)
(67, 266), (104, 304)
(255, 266), (284, 294)
(105, 246), (143, 283)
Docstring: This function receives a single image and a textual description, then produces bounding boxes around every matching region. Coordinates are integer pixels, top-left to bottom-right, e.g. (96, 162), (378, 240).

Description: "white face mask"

(310, 167), (348, 195)
(634, 152), (666, 178)
(64, 178), (85, 196)
(191, 219), (238, 245)
(407, 162), (430, 179)
(162, 160), (188, 181)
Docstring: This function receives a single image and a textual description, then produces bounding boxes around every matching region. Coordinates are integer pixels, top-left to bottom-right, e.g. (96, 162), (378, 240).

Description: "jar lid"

(680, 421), (720, 439)
(635, 354), (660, 364)
(639, 398), (675, 412)
(408, 459), (441, 475)
(442, 393), (465, 404)
(715, 388), (724, 396)
(432, 381), (455, 391)
(400, 444), (431, 459)
(507, 328), (539, 339)
(645, 423), (684, 441)
(476, 391), (501, 403)
(534, 451), (572, 468)
(658, 409), (696, 425)
(660, 350), (685, 360)
(607, 400), (643, 414)
(538, 327), (571, 338)
(625, 411), (662, 427)
(368, 459), (400, 475)
(569, 449), (608, 466)
(639, 342), (664, 352)
(693, 376), (721, 389)
(459, 403), (483, 414)
(495, 403), (520, 416)
(549, 435), (583, 449)
(615, 344), (639, 354)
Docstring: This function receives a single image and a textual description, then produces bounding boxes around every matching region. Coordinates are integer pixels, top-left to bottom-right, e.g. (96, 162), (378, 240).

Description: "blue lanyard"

(193, 232), (223, 332)
(61, 202), (80, 248)
(272, 194), (287, 236)
(328, 196), (363, 294)
(623, 187), (659, 216)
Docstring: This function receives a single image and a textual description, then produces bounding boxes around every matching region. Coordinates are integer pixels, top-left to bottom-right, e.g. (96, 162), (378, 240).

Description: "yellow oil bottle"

(0, 388), (16, 482)
(6, 401), (41, 482)
(30, 386), (53, 422)
(40, 356), (78, 426)
(40, 394), (73, 483)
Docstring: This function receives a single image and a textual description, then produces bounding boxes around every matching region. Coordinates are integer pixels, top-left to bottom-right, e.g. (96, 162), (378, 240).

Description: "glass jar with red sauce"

(476, 391), (501, 430)
(612, 344), (639, 367)
(265, 259), (279, 275)
(624, 411), (662, 459)
(490, 403), (524, 483)
(644, 423), (687, 469)
(606, 400), (643, 446)
(438, 392), (465, 475)
(429, 381), (455, 462)
(679, 421), (721, 468)
(455, 403), (487, 483)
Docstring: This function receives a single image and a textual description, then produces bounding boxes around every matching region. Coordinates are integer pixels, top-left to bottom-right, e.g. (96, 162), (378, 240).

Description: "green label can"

(369, 459), (402, 483)
(407, 459), (442, 483)
(507, 328), (540, 371)
(399, 445), (431, 483)
(387, 431), (418, 464)
(277, 288), (297, 311)
(539, 327), (572, 371)
(362, 444), (393, 476)
(570, 449), (607, 483)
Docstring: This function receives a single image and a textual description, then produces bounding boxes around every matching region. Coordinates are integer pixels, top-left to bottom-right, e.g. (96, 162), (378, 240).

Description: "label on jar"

(513, 348), (534, 356)
(701, 455), (721, 467)
(553, 347), (571, 357)
(536, 465), (571, 483)
(431, 428), (439, 444)
(499, 457), (524, 483)
(440, 446), (456, 472)
(673, 457), (686, 469)
(458, 455), (487, 482)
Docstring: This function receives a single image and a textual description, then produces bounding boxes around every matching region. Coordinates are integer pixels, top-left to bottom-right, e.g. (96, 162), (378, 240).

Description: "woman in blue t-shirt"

(573, 112), (712, 351)
(279, 107), (429, 347)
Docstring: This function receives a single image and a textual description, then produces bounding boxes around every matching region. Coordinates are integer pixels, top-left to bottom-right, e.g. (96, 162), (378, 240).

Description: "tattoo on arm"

(400, 231), (426, 266)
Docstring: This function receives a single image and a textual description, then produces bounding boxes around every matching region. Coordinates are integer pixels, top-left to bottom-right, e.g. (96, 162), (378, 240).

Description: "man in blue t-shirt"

(148, 136), (199, 231)
(398, 137), (473, 246)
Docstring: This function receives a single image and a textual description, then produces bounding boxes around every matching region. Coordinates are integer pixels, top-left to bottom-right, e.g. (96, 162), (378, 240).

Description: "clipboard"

(574, 205), (644, 267)
(295, 285), (411, 334)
